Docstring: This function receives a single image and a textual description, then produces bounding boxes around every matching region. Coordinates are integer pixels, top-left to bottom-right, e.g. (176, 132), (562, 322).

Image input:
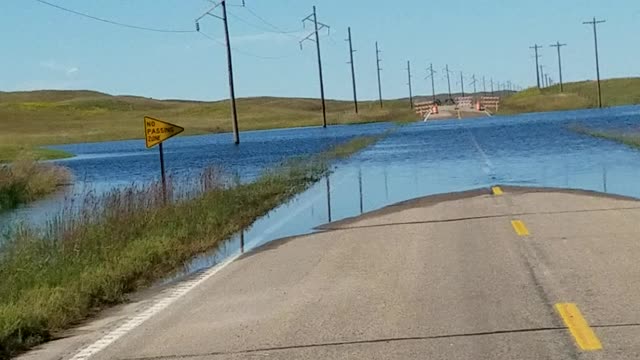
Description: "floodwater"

(4, 105), (640, 281)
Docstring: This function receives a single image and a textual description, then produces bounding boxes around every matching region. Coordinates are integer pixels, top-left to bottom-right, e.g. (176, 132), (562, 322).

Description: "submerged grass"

(0, 159), (71, 211)
(0, 135), (381, 358)
(568, 124), (640, 148)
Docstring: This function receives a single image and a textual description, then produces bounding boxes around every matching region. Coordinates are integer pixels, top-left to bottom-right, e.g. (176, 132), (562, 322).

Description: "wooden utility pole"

(583, 17), (606, 108)
(530, 44), (542, 89)
(347, 27), (358, 113)
(376, 41), (383, 108)
(550, 42), (567, 92)
(407, 61), (414, 108)
(301, 7), (330, 127)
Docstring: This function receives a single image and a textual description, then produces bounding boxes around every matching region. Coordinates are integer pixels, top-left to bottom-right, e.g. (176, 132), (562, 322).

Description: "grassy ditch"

(568, 124), (640, 148)
(0, 159), (71, 211)
(0, 135), (382, 358)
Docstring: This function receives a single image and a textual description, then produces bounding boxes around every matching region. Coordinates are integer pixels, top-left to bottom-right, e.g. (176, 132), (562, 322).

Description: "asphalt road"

(24, 186), (640, 359)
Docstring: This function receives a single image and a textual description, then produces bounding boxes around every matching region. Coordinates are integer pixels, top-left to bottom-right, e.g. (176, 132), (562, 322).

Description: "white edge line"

(68, 253), (240, 360)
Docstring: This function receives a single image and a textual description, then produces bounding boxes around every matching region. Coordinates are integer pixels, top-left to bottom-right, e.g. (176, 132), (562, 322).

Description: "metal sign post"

(144, 116), (185, 203)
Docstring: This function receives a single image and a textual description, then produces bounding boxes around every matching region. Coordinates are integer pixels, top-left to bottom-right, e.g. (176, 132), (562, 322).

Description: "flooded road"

(4, 105), (640, 278)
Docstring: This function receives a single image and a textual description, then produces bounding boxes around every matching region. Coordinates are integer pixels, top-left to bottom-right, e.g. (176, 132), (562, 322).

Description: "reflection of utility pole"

(426, 63), (437, 102)
(530, 44), (542, 89)
(346, 27), (358, 113)
(376, 41), (383, 108)
(196, 1), (240, 144)
(301, 6), (330, 127)
(406, 61), (414, 108)
(550, 41), (567, 93)
(326, 175), (332, 222)
(444, 65), (453, 101)
(583, 17), (606, 108)
(358, 168), (364, 214)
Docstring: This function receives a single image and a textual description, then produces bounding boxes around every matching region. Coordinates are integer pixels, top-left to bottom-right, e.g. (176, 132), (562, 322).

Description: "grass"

(499, 77), (640, 115)
(568, 124), (640, 148)
(0, 90), (417, 161)
(0, 159), (71, 211)
(0, 135), (382, 359)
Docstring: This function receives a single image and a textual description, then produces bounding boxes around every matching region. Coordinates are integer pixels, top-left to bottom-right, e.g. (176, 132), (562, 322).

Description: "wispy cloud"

(40, 60), (80, 77)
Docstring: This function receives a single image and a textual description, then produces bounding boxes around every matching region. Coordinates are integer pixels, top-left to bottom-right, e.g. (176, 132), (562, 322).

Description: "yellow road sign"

(144, 116), (184, 148)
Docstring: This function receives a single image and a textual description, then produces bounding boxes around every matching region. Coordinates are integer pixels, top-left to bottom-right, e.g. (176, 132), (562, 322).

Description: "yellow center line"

(555, 303), (603, 351)
(511, 220), (530, 236)
(492, 186), (504, 196)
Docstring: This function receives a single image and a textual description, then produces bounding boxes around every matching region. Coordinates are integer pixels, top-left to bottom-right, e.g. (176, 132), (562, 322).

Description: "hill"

(0, 91), (417, 161)
(499, 77), (640, 114)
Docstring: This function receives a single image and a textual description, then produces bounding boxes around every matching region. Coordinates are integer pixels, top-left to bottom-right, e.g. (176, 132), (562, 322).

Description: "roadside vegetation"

(0, 135), (382, 359)
(0, 159), (71, 211)
(568, 124), (640, 148)
(499, 77), (640, 114)
(0, 90), (416, 162)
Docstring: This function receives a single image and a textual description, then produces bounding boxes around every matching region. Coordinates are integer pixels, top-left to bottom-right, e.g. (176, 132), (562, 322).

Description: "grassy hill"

(0, 90), (417, 161)
(499, 77), (640, 114)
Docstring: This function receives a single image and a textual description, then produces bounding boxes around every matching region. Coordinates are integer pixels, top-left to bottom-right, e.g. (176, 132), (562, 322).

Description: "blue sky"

(2, 0), (639, 101)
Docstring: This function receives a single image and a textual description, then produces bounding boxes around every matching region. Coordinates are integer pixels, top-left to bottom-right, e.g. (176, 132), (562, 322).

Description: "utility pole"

(459, 71), (465, 97)
(375, 41), (383, 108)
(539, 64), (545, 88)
(426, 63), (437, 103)
(196, 1), (240, 144)
(583, 17), (606, 108)
(469, 74), (478, 95)
(482, 76), (487, 96)
(301, 6), (330, 127)
(346, 27), (358, 113)
(444, 65), (453, 101)
(530, 44), (542, 89)
(407, 61), (414, 108)
(550, 41), (567, 92)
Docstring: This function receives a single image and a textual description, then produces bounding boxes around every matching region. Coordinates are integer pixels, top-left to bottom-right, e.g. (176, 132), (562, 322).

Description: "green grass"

(499, 77), (640, 114)
(0, 146), (72, 163)
(0, 159), (71, 211)
(0, 135), (382, 359)
(568, 124), (640, 148)
(0, 90), (417, 161)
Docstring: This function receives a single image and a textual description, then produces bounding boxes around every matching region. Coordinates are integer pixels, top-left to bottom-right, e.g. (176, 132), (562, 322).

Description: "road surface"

(23, 186), (640, 359)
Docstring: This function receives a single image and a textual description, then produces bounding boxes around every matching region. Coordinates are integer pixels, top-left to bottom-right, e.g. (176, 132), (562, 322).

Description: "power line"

(198, 31), (294, 60)
(243, 5), (301, 35)
(34, 0), (196, 33)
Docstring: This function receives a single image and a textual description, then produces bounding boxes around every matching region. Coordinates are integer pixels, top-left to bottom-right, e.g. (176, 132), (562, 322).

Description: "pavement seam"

(118, 327), (569, 359)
